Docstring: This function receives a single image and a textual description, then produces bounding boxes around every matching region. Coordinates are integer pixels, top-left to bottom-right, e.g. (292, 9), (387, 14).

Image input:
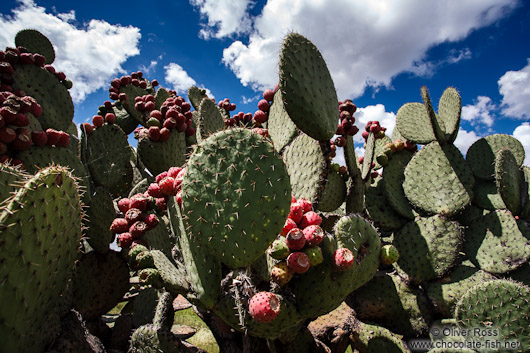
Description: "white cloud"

(353, 104), (396, 143)
(499, 58), (530, 119)
(0, 0), (141, 103)
(190, 0), (253, 39)
(139, 60), (159, 76)
(453, 128), (481, 156)
(221, 0), (517, 98)
(461, 96), (495, 127)
(513, 122), (530, 167)
(164, 62), (214, 99)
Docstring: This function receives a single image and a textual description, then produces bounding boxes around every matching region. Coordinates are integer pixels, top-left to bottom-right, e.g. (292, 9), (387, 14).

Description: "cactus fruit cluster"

(1, 28), (529, 353)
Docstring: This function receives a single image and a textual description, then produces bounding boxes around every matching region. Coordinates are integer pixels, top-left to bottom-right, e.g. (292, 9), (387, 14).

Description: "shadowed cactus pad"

(267, 89), (299, 153)
(181, 128), (291, 268)
(15, 29), (56, 64)
(279, 33), (339, 141)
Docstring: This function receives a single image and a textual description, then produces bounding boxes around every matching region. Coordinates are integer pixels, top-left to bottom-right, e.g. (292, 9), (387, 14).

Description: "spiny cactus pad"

(278, 33), (339, 141)
(267, 89), (299, 152)
(403, 142), (474, 215)
(437, 87), (461, 143)
(182, 128), (291, 268)
(0, 166), (82, 353)
(15, 29), (56, 64)
(316, 169), (346, 212)
(351, 322), (410, 353)
(396, 102), (436, 144)
(495, 148), (522, 215)
(196, 97), (225, 141)
(382, 149), (416, 219)
(137, 129), (186, 176)
(365, 176), (408, 230)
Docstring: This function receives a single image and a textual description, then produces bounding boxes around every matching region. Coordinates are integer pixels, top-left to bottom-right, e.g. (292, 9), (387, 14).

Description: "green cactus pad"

(316, 169), (346, 212)
(365, 176), (408, 230)
(396, 102), (436, 144)
(0, 166), (82, 353)
(466, 134), (525, 181)
(522, 167), (530, 221)
(472, 179), (506, 210)
(361, 132), (376, 180)
(495, 149), (522, 215)
(344, 135), (361, 179)
(403, 142), (474, 215)
(137, 130), (187, 176)
(421, 86), (445, 144)
(196, 98), (225, 141)
(351, 322), (410, 353)
(382, 149), (416, 219)
(437, 87), (461, 143)
(119, 83), (153, 125)
(151, 250), (190, 295)
(182, 128), (291, 269)
(0, 163), (27, 204)
(454, 204), (489, 227)
(464, 209), (530, 274)
(83, 123), (133, 196)
(129, 324), (181, 353)
(293, 215), (381, 319)
(347, 272), (432, 338)
(154, 87), (171, 110)
(278, 33), (339, 141)
(505, 261), (530, 287)
(187, 86), (210, 111)
(267, 89), (299, 152)
(393, 215), (463, 283)
(425, 262), (496, 317)
(12, 64), (74, 131)
(142, 216), (175, 259)
(168, 198), (221, 309)
(109, 101), (139, 135)
(454, 279), (530, 352)
(283, 133), (327, 203)
(373, 135), (393, 170)
(82, 186), (115, 253)
(72, 251), (130, 320)
(343, 136), (365, 214)
(15, 29), (55, 64)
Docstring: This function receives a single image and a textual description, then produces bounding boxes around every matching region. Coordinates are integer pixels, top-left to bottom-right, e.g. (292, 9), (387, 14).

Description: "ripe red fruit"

(147, 183), (164, 198)
(81, 123), (94, 135)
(333, 248), (354, 271)
(163, 117), (177, 130)
(248, 292), (281, 323)
(56, 131), (70, 147)
(155, 197), (167, 211)
(125, 208), (144, 225)
(0, 127), (17, 144)
(253, 110), (267, 124)
(129, 221), (148, 239)
(130, 194), (149, 212)
(175, 190), (183, 206)
(302, 225), (324, 246)
(12, 131), (32, 151)
(45, 128), (61, 146)
(257, 99), (270, 112)
(263, 89), (275, 102)
(117, 232), (133, 248)
(92, 115), (104, 127)
(185, 125), (195, 137)
(280, 218), (297, 237)
(288, 203), (304, 224)
(110, 218), (129, 234)
(167, 167), (182, 178)
(105, 113), (116, 124)
(296, 198), (313, 213)
(159, 127), (171, 142)
(299, 211), (322, 229)
(144, 213), (160, 230)
(155, 171), (168, 183)
(287, 252), (311, 274)
(286, 228), (306, 251)
(118, 198), (131, 213)
(148, 126), (161, 141)
(158, 176), (176, 196)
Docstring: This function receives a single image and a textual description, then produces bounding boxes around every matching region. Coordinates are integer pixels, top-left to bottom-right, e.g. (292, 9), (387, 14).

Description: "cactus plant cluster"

(1, 28), (529, 353)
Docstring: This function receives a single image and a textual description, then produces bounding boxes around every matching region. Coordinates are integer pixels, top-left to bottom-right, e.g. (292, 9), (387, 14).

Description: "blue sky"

(1, 0), (529, 165)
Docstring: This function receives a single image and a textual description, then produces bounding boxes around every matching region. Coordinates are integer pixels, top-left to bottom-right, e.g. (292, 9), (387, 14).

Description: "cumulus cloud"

(499, 58), (530, 120)
(513, 122), (530, 166)
(164, 62), (214, 99)
(461, 96), (495, 127)
(0, 0), (141, 103)
(190, 0), (253, 39)
(353, 104), (396, 143)
(453, 128), (481, 156)
(220, 0), (517, 98)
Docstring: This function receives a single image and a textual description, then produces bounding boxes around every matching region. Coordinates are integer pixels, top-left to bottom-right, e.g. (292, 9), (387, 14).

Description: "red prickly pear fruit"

(44, 64), (55, 74)
(147, 183), (164, 198)
(336, 124), (345, 135)
(105, 113), (116, 124)
(302, 225), (324, 246)
(297, 198), (313, 213)
(175, 189), (183, 206)
(287, 251), (311, 274)
(135, 101), (145, 111)
(394, 139), (405, 152)
(361, 130), (369, 140)
(347, 125), (359, 136)
(333, 248), (354, 271)
(155, 171), (168, 183)
(263, 89), (275, 102)
(159, 127), (171, 142)
(288, 203), (304, 224)
(45, 128), (61, 146)
(358, 156), (364, 164)
(140, 81), (147, 89)
(81, 123), (94, 135)
(291, 195), (297, 203)
(155, 197), (167, 211)
(144, 213), (160, 230)
(12, 131), (32, 151)
(257, 99), (270, 112)
(303, 246), (324, 266)
(248, 292), (281, 323)
(370, 170), (379, 179)
(159, 176), (176, 196)
(404, 140), (417, 152)
(0, 142), (7, 155)
(151, 79), (159, 87)
(130, 194), (148, 212)
(148, 126), (161, 141)
(286, 228), (306, 251)
(174, 168), (186, 191)
(118, 198), (131, 213)
(117, 232), (133, 248)
(150, 110), (163, 121)
(31, 130), (47, 146)
(119, 93), (127, 101)
(11, 113), (29, 127)
(299, 211), (322, 229)
(56, 131), (70, 147)
(111, 78), (121, 89)
(163, 117), (177, 130)
(110, 218), (129, 234)
(167, 167), (182, 178)
(125, 208), (144, 225)
(181, 102), (191, 113)
(55, 71), (66, 81)
(271, 261), (294, 286)
(176, 121), (187, 133)
(253, 110), (267, 124)
(144, 101), (155, 111)
(92, 115), (104, 127)
(0, 127), (17, 144)
(280, 217), (297, 237)
(268, 237), (290, 260)
(104, 100), (113, 109)
(129, 221), (148, 239)
(185, 125), (195, 137)
(335, 136), (346, 147)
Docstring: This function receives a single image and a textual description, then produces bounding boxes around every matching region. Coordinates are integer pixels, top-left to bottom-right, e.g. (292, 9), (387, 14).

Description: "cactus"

(1, 29), (530, 353)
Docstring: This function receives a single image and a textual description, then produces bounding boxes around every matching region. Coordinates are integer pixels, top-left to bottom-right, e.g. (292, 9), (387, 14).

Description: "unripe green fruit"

(380, 244), (399, 265)
(268, 237), (290, 260)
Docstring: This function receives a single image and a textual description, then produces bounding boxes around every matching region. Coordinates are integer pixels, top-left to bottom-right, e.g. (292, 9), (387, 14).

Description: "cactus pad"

(395, 102), (436, 144)
(137, 130), (187, 176)
(351, 322), (410, 353)
(0, 163), (26, 203)
(361, 132), (376, 180)
(182, 128), (291, 269)
(267, 89), (299, 152)
(495, 148), (522, 215)
(365, 176), (408, 230)
(383, 149), (416, 219)
(15, 29), (55, 64)
(466, 134), (525, 181)
(316, 169), (346, 212)
(403, 142), (474, 215)
(278, 33), (339, 141)
(196, 98), (225, 141)
(187, 86), (210, 110)
(437, 87), (461, 143)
